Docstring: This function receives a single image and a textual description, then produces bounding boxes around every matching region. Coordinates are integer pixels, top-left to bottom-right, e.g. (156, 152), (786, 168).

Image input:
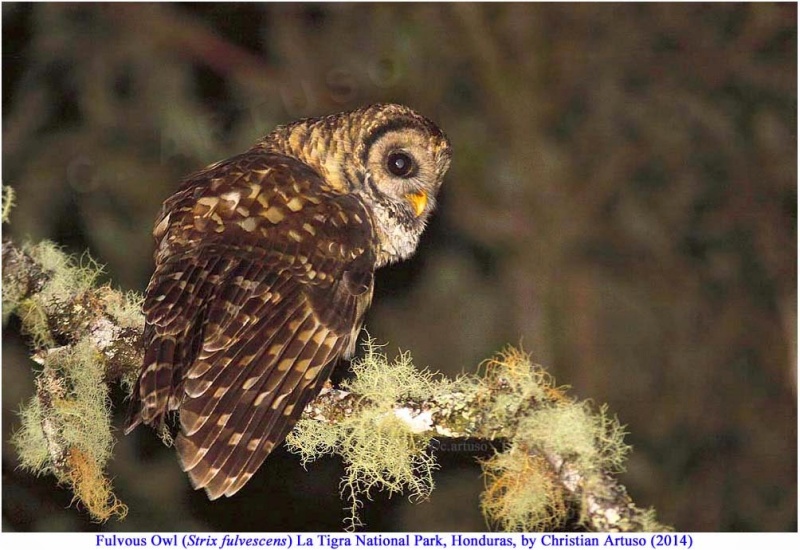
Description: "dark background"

(2, 2), (796, 532)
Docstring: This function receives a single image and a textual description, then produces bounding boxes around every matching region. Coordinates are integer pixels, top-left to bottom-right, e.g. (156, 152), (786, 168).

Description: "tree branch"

(3, 236), (668, 531)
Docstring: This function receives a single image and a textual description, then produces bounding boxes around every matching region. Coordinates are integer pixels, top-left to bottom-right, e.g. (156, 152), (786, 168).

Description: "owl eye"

(386, 151), (417, 178)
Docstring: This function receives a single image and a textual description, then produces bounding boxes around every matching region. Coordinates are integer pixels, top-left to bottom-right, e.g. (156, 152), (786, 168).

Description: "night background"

(2, 2), (796, 531)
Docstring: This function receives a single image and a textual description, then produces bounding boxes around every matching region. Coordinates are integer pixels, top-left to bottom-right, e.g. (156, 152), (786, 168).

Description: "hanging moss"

(287, 340), (446, 530)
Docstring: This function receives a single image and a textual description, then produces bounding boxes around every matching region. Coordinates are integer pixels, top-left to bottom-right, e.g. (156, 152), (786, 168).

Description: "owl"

(125, 104), (452, 499)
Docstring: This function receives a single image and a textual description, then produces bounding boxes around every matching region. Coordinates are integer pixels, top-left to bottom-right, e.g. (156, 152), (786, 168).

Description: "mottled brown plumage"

(125, 104), (451, 499)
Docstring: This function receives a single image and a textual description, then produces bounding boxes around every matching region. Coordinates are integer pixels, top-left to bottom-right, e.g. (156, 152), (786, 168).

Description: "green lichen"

(30, 242), (103, 302)
(10, 338), (123, 521)
(11, 399), (52, 475)
(287, 339), (442, 530)
(343, 339), (447, 403)
(17, 242), (104, 348)
(481, 444), (567, 531)
(516, 402), (629, 474)
(2, 185), (15, 224)
(477, 348), (634, 531)
(12, 339), (115, 472)
(106, 289), (145, 330)
(637, 507), (672, 532)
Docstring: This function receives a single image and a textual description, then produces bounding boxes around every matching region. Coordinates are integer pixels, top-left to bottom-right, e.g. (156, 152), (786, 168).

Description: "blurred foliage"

(2, 2), (796, 532)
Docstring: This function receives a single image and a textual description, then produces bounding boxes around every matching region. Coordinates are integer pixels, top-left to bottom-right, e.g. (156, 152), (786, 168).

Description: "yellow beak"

(405, 191), (428, 217)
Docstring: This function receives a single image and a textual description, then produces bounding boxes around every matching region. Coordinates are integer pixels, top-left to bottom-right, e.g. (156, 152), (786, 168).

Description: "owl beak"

(405, 191), (428, 217)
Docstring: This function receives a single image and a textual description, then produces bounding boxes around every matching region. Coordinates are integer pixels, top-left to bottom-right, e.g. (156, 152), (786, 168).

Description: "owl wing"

(125, 151), (376, 499)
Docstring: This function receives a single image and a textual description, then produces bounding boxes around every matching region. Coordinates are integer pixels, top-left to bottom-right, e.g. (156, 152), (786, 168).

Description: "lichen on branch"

(3, 236), (668, 530)
(287, 342), (445, 530)
(289, 345), (668, 531)
(4, 237), (142, 522)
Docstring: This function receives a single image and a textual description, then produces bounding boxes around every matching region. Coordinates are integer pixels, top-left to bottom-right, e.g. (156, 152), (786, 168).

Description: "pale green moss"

(13, 340), (114, 471)
(515, 402), (629, 475)
(6, 239), (137, 521)
(106, 289), (145, 330)
(10, 338), (121, 521)
(11, 399), (52, 475)
(55, 339), (115, 467)
(519, 404), (593, 467)
(119, 363), (142, 399)
(289, 418), (341, 463)
(481, 444), (567, 531)
(287, 340), (440, 530)
(638, 507), (672, 532)
(476, 347), (636, 530)
(29, 241), (103, 302)
(343, 338), (448, 403)
(17, 242), (104, 348)
(480, 346), (566, 406)
(2, 185), (15, 224)
(340, 413), (437, 529)
(591, 404), (631, 473)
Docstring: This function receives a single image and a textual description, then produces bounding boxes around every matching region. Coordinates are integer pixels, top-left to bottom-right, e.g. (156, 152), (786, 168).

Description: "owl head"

(264, 103), (452, 265)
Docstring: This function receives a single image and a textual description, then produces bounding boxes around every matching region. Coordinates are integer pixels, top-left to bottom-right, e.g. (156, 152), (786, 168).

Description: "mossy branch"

(289, 345), (667, 531)
(3, 236), (668, 531)
(3, 237), (142, 521)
